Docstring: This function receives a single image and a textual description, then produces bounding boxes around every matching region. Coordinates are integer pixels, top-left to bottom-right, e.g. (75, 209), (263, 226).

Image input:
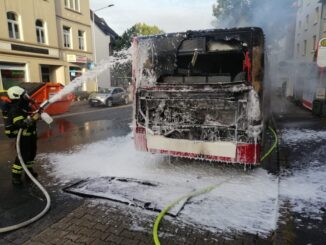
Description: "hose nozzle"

(39, 100), (50, 110)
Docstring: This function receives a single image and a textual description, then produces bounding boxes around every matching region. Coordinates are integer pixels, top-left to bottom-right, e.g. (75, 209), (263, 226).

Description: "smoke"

(213, 0), (298, 113)
(214, 0), (296, 51)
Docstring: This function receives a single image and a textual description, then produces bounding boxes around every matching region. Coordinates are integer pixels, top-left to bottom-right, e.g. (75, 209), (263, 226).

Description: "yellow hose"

(261, 126), (278, 162)
(152, 126), (278, 245)
(153, 180), (229, 245)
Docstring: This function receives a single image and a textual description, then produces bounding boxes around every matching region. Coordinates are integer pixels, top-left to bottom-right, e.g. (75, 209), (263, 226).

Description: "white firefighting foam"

(279, 129), (326, 220)
(41, 128), (326, 237)
(42, 134), (279, 237)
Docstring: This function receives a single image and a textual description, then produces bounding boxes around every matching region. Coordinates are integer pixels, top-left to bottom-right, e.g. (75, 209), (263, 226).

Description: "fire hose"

(0, 103), (52, 233)
(152, 126), (278, 245)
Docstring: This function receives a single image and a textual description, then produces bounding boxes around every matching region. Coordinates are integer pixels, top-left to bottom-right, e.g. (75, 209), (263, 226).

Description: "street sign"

(317, 38), (326, 67)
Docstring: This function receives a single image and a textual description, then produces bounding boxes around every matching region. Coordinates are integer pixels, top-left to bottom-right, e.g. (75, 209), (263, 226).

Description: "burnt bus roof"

(136, 27), (264, 48)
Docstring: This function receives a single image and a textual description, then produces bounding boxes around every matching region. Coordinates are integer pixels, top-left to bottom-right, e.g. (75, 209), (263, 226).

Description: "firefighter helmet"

(7, 86), (26, 100)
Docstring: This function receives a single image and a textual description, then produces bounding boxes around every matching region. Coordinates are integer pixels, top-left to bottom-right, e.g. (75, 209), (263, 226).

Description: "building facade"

(56, 0), (94, 91)
(289, 0), (326, 107)
(0, 0), (94, 91)
(294, 0), (323, 62)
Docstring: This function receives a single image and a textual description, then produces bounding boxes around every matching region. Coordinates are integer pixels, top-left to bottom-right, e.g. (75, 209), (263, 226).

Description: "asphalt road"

(0, 102), (133, 243)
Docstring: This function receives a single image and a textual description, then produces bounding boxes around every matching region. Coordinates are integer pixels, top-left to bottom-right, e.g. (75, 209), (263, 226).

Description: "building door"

(0, 63), (26, 89)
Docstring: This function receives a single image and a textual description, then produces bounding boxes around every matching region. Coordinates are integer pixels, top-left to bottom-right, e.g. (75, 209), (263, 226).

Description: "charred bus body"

(132, 27), (266, 165)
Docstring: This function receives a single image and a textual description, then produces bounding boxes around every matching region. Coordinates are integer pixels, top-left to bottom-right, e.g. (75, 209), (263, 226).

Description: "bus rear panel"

(132, 27), (265, 165)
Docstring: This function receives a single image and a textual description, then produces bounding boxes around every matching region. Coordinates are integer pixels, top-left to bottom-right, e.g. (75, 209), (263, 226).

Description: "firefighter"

(5, 86), (39, 185)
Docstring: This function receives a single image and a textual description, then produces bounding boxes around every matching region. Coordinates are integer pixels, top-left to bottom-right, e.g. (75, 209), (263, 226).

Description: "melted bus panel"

(132, 27), (265, 165)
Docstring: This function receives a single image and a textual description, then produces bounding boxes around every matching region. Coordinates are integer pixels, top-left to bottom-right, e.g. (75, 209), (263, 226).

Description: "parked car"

(88, 87), (129, 107)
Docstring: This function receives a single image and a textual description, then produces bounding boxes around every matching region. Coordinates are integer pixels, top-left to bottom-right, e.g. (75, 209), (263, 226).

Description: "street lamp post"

(92, 4), (114, 91)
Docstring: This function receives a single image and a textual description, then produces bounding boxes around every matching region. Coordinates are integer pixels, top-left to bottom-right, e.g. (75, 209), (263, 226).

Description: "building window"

(63, 26), (71, 48)
(36, 19), (46, 44)
(313, 35), (317, 51)
(0, 63), (26, 89)
(305, 14), (309, 30)
(65, 0), (80, 12)
(7, 12), (20, 39)
(303, 40), (307, 56)
(74, 0), (80, 12)
(297, 43), (300, 56)
(315, 7), (320, 24)
(78, 30), (85, 50)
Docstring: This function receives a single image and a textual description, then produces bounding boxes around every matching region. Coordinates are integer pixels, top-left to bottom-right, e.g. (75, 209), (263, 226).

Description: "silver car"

(88, 87), (129, 107)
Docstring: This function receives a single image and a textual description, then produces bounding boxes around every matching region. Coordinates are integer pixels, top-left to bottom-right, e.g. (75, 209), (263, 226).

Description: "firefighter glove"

(32, 113), (40, 121)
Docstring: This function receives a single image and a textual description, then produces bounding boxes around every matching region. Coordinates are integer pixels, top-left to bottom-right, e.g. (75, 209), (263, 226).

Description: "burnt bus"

(132, 27), (265, 165)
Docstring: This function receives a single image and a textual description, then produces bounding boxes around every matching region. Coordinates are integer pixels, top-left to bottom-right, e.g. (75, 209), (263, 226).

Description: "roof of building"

(90, 10), (120, 40)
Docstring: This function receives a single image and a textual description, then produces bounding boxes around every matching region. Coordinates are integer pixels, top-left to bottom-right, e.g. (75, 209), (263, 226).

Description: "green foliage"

(113, 23), (164, 51)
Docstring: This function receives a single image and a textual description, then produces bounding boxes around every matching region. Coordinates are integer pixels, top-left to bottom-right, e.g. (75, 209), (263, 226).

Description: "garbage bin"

(20, 82), (74, 115)
(31, 82), (74, 115)
(312, 99), (323, 117)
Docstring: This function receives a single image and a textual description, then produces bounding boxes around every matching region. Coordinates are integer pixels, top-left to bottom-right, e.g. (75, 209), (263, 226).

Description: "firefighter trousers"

(12, 133), (37, 176)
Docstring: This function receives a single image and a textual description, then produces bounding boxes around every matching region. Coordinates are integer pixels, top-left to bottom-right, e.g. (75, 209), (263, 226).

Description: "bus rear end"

(132, 27), (265, 165)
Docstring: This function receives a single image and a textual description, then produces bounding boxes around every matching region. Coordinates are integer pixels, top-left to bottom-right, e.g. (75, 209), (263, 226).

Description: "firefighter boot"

(12, 173), (23, 185)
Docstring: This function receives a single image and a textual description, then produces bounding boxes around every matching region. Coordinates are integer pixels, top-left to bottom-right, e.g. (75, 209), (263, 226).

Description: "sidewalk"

(22, 200), (264, 245)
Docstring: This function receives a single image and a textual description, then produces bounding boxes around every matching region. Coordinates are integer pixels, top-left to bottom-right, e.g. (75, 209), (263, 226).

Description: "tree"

(113, 23), (164, 51)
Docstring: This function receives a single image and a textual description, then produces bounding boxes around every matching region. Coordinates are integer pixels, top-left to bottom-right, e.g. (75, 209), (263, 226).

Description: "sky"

(90, 0), (216, 35)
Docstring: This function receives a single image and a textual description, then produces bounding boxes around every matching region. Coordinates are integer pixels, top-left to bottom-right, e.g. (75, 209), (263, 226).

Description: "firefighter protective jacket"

(5, 100), (36, 138)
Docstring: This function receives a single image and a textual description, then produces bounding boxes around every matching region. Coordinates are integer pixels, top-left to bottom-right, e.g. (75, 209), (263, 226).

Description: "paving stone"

(65, 232), (81, 242)
(93, 223), (109, 232)
(119, 229), (135, 239)
(75, 235), (96, 244)
(57, 240), (77, 245)
(120, 238), (139, 245)
(66, 224), (83, 234)
(89, 230), (110, 241)
(79, 221), (96, 229)
(105, 234), (123, 244)
(24, 241), (46, 245)
(51, 220), (72, 230)
(91, 239), (109, 245)
(106, 225), (124, 235)
(77, 227), (97, 237)
(71, 209), (88, 219)
(83, 214), (96, 222)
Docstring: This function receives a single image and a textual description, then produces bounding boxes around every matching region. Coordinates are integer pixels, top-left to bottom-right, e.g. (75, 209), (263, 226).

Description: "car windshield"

(98, 89), (112, 93)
